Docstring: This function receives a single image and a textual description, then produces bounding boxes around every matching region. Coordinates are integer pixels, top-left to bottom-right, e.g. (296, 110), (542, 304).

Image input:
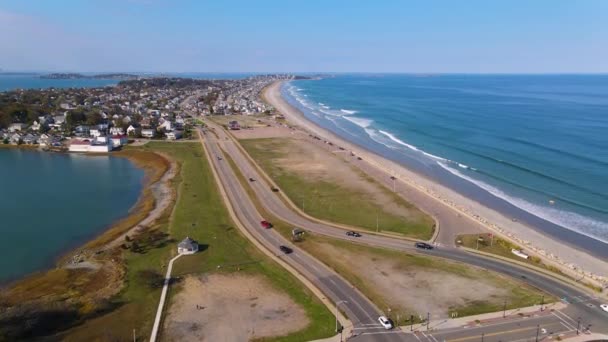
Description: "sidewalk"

(400, 302), (567, 332)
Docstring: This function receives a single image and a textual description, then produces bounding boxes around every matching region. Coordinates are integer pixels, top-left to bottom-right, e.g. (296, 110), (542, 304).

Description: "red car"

(260, 220), (273, 229)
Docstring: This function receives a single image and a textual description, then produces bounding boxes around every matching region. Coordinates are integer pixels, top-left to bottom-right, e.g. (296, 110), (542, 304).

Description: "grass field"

(52, 142), (334, 341)
(240, 138), (434, 239)
(223, 149), (554, 323)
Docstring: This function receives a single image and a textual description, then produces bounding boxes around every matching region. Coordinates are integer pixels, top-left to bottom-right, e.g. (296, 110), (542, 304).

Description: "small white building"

(177, 237), (199, 255)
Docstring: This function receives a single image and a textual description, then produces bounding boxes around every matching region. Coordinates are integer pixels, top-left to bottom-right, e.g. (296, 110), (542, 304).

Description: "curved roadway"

(201, 124), (608, 340)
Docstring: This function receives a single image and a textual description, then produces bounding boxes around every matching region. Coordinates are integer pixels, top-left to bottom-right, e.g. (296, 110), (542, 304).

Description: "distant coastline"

(40, 73), (139, 80)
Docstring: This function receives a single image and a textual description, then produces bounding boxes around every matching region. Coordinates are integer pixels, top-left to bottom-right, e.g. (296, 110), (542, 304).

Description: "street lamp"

(335, 300), (348, 333)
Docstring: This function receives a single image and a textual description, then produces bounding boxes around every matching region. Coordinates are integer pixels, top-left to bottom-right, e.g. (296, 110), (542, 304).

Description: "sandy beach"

(263, 81), (608, 285)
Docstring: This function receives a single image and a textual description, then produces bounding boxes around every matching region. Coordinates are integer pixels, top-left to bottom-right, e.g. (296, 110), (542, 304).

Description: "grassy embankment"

(222, 147), (554, 323)
(240, 138), (434, 240)
(64, 141), (334, 342)
(1, 142), (334, 342)
(0, 148), (169, 342)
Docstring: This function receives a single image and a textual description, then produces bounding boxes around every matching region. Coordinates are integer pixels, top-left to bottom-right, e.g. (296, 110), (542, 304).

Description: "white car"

(378, 316), (393, 330)
(601, 304), (608, 312)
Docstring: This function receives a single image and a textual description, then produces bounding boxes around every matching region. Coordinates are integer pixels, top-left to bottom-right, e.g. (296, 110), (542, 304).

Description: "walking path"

(149, 253), (183, 342)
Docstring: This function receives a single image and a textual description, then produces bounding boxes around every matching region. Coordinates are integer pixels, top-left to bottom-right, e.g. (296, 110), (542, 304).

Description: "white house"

(69, 137), (112, 153)
(30, 121), (41, 132)
(177, 237), (199, 255)
(141, 128), (155, 138)
(109, 127), (124, 135)
(126, 125), (140, 136)
(111, 135), (128, 148)
(165, 130), (183, 140)
(8, 123), (27, 132)
(90, 129), (102, 137)
(159, 120), (173, 131)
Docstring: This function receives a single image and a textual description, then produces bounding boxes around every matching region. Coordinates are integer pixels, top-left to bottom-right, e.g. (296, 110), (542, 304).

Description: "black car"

(279, 245), (293, 254)
(346, 231), (362, 237)
(249, 177), (256, 182)
(415, 242), (434, 250)
(271, 187), (280, 192)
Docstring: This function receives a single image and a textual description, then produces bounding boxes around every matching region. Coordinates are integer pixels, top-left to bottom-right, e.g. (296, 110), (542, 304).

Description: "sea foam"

(437, 162), (608, 244)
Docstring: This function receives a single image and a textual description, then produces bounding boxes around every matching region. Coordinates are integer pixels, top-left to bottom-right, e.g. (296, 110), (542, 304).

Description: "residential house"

(8, 123), (27, 132)
(141, 128), (155, 138)
(90, 129), (102, 137)
(165, 130), (183, 140)
(109, 126), (124, 135)
(22, 134), (38, 145)
(111, 135), (128, 148)
(10, 133), (22, 144)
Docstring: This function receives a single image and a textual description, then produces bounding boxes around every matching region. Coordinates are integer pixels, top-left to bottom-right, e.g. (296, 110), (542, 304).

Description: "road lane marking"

(551, 311), (576, 330)
(445, 323), (562, 342)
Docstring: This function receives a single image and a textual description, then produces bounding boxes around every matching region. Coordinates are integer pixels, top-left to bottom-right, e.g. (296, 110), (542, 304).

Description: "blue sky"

(0, 0), (607, 73)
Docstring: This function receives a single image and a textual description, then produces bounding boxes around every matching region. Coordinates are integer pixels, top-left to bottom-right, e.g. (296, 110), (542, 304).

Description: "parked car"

(271, 186), (280, 192)
(346, 231), (362, 237)
(279, 245), (293, 254)
(249, 177), (256, 182)
(217, 156), (222, 160)
(601, 304), (608, 312)
(415, 242), (434, 250)
(377, 316), (393, 330)
(260, 220), (272, 229)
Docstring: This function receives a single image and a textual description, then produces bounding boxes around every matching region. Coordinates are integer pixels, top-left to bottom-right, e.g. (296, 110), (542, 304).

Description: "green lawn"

(240, 138), (434, 239)
(60, 142), (334, 342)
(223, 147), (553, 323)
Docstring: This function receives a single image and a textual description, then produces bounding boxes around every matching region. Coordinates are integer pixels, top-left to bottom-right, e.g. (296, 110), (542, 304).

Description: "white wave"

(318, 102), (324, 106)
(378, 130), (448, 162)
(343, 116), (373, 128)
(340, 109), (357, 115)
(437, 162), (608, 244)
(458, 163), (469, 169)
(322, 105), (330, 109)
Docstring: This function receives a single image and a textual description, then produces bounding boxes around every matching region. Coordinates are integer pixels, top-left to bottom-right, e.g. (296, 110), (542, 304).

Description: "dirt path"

(163, 274), (309, 342)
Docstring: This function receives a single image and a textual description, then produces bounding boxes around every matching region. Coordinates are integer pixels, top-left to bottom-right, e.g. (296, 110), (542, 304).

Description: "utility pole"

(476, 235), (480, 250)
(503, 300), (507, 318)
(376, 213), (379, 232)
(427, 312), (430, 331)
(540, 295), (544, 311)
(481, 333), (484, 342)
(410, 315), (414, 331)
(133, 329), (136, 342)
(577, 317), (581, 335)
(335, 300), (348, 333)
(535, 324), (540, 342)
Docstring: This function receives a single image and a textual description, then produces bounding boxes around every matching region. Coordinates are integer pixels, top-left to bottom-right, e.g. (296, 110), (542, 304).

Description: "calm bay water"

(283, 74), (608, 251)
(0, 149), (144, 283)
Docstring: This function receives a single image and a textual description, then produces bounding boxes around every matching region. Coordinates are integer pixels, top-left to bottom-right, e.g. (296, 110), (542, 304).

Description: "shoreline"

(0, 147), (173, 287)
(264, 80), (608, 284)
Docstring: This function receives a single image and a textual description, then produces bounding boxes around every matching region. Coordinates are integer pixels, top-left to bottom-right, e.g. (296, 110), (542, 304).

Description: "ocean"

(282, 74), (608, 250)
(0, 149), (144, 283)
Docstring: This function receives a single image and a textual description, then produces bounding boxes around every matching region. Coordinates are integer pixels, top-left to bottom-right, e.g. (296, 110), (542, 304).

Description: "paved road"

(202, 125), (608, 341)
(200, 129), (407, 341)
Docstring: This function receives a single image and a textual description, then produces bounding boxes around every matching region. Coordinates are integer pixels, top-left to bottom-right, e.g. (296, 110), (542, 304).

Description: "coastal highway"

(201, 122), (608, 340)
(199, 128), (408, 341)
